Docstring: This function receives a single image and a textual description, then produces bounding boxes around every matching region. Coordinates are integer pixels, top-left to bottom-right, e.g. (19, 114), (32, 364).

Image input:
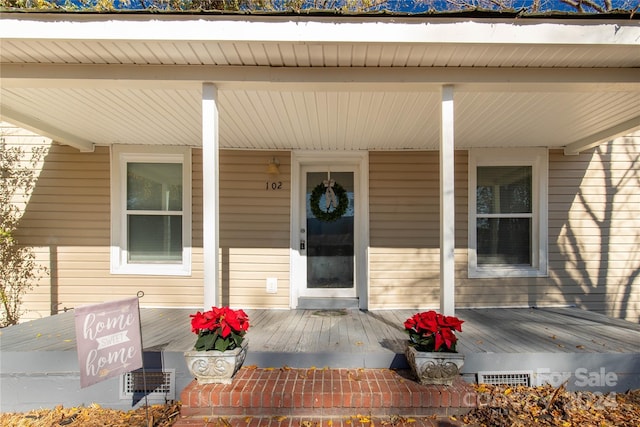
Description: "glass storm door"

(300, 169), (356, 298)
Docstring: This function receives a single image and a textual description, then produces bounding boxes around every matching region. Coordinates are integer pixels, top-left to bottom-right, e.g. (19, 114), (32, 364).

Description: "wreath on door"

(310, 179), (349, 222)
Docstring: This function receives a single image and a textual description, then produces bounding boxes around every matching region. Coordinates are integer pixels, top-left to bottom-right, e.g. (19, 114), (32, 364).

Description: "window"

(111, 147), (191, 275)
(468, 148), (547, 278)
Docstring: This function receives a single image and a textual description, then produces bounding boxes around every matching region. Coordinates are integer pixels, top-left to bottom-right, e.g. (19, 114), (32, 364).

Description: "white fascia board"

(1, 15), (638, 46)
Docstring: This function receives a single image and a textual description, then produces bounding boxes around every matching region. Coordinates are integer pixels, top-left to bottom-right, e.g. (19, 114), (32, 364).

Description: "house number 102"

(266, 181), (283, 190)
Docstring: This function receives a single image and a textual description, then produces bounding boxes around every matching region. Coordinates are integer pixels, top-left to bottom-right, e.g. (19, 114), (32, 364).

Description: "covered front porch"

(1, 306), (638, 412)
(2, 14), (640, 320)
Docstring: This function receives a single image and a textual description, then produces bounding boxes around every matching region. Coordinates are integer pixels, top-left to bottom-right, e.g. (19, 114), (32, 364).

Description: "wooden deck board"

(541, 307), (640, 331)
(361, 313), (386, 352)
(496, 311), (581, 352)
(499, 308), (637, 352)
(456, 322), (511, 354)
(291, 312), (316, 352)
(494, 309), (607, 353)
(260, 309), (302, 352)
(352, 312), (373, 352)
(455, 310), (530, 353)
(360, 311), (407, 353)
(250, 310), (284, 351)
(2, 307), (638, 357)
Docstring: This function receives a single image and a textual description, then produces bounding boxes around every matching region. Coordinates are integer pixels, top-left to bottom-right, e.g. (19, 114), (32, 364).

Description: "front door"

(300, 168), (356, 298)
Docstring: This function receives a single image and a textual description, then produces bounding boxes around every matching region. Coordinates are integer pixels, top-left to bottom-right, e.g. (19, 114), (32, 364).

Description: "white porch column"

(202, 83), (220, 309)
(440, 85), (456, 316)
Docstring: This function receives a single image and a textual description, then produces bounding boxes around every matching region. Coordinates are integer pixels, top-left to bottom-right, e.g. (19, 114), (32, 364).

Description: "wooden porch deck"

(4, 307), (638, 357)
(2, 306), (639, 411)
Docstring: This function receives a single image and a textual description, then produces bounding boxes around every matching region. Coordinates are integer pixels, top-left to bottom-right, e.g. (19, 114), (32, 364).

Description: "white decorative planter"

(184, 340), (248, 384)
(405, 346), (464, 386)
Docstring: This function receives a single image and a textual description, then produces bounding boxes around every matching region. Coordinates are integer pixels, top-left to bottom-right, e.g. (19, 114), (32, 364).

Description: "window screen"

(476, 166), (532, 266)
(126, 163), (183, 263)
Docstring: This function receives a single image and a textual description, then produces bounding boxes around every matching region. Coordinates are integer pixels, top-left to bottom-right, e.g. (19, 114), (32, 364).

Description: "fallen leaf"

(348, 371), (362, 381)
(356, 414), (371, 423)
(476, 384), (489, 393)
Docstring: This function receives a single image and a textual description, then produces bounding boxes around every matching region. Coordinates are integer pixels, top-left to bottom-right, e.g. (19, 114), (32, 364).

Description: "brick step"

(173, 415), (468, 427)
(178, 368), (476, 422)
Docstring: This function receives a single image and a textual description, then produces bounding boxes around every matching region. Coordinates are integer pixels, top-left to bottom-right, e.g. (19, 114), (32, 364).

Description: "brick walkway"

(174, 368), (475, 427)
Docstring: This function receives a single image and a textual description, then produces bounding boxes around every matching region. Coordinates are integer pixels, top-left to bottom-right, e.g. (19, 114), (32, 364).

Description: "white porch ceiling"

(1, 14), (639, 153)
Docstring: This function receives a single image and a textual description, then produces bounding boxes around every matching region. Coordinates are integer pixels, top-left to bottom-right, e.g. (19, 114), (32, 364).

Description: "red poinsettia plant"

(190, 306), (250, 352)
(404, 310), (464, 353)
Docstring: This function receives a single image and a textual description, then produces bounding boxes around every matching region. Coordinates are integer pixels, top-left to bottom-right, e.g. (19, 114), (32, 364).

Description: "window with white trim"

(111, 146), (191, 276)
(468, 148), (547, 278)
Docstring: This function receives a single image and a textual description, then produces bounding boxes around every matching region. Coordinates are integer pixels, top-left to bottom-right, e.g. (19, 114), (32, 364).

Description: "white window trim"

(110, 145), (192, 276)
(468, 148), (548, 279)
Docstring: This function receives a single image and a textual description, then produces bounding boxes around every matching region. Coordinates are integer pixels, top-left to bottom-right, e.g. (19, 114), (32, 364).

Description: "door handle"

(300, 240), (305, 250)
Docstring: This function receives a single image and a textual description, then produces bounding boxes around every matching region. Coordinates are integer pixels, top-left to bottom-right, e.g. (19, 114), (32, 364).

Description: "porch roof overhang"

(1, 13), (639, 154)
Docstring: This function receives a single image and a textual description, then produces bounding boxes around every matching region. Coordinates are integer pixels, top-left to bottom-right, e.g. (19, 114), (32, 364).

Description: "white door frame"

(290, 151), (369, 309)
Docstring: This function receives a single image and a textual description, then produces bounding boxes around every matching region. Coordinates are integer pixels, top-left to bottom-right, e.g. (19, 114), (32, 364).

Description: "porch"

(1, 306), (639, 413)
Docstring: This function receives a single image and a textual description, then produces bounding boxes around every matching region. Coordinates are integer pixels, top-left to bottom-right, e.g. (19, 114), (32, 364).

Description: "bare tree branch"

(559, 0), (606, 12)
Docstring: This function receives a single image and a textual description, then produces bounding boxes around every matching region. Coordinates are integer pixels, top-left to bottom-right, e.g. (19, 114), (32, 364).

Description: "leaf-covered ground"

(0, 402), (181, 427)
(462, 384), (640, 426)
(1, 385), (639, 426)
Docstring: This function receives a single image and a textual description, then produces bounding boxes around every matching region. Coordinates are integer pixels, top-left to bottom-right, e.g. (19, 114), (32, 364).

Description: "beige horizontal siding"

(219, 150), (291, 308)
(8, 138), (291, 320)
(368, 151), (468, 309)
(6, 119), (638, 322)
(457, 136), (640, 321)
(545, 134), (640, 322)
(7, 137), (207, 321)
(368, 139), (639, 323)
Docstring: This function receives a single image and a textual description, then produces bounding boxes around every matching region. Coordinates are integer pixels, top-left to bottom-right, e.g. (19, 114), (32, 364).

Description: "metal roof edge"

(0, 8), (637, 20)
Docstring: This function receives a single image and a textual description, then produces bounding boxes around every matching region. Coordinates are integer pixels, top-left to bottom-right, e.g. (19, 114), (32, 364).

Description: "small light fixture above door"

(267, 157), (280, 175)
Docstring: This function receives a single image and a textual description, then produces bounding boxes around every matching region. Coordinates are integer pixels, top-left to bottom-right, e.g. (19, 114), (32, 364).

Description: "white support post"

(440, 85), (456, 316)
(202, 83), (219, 309)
